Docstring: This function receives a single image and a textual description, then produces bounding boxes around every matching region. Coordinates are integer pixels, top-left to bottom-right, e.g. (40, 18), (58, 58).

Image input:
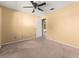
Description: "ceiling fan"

(23, 1), (54, 13)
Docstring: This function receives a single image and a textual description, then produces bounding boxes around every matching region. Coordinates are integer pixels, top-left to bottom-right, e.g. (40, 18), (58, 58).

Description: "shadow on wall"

(1, 7), (38, 44)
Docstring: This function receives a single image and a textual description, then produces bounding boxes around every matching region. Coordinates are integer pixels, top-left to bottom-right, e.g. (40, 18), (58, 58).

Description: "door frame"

(42, 18), (46, 37)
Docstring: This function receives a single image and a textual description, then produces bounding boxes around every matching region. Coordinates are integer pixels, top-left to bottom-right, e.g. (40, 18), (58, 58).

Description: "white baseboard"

(2, 36), (35, 46)
(47, 37), (79, 50)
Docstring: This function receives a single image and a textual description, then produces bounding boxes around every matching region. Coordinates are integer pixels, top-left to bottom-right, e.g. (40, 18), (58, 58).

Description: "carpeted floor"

(0, 37), (79, 58)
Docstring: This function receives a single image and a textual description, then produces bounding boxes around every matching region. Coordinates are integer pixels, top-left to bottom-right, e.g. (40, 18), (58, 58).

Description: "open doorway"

(36, 18), (47, 39)
(36, 18), (47, 38)
(42, 18), (47, 38)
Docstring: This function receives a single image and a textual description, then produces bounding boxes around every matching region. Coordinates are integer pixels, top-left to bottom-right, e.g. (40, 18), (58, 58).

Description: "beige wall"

(0, 8), (1, 46)
(1, 6), (39, 44)
(46, 3), (79, 48)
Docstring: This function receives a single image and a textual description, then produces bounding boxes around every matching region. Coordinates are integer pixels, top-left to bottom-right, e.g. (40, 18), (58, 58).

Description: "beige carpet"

(0, 37), (79, 58)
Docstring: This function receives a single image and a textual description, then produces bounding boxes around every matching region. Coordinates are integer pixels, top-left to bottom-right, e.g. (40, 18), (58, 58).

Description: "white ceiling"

(0, 1), (75, 17)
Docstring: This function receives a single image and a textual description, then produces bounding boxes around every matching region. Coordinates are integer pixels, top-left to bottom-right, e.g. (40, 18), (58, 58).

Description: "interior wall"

(0, 8), (1, 47)
(1, 6), (39, 44)
(46, 2), (79, 48)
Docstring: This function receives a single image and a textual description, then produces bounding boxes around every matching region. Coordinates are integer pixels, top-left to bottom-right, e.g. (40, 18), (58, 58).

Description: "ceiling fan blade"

(38, 8), (44, 11)
(50, 8), (54, 10)
(30, 1), (37, 9)
(38, 2), (46, 7)
(30, 1), (35, 7)
(32, 9), (35, 13)
(23, 6), (33, 8)
(30, 1), (35, 5)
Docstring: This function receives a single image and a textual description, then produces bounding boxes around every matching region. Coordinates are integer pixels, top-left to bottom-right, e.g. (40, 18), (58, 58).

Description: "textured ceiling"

(0, 1), (75, 17)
